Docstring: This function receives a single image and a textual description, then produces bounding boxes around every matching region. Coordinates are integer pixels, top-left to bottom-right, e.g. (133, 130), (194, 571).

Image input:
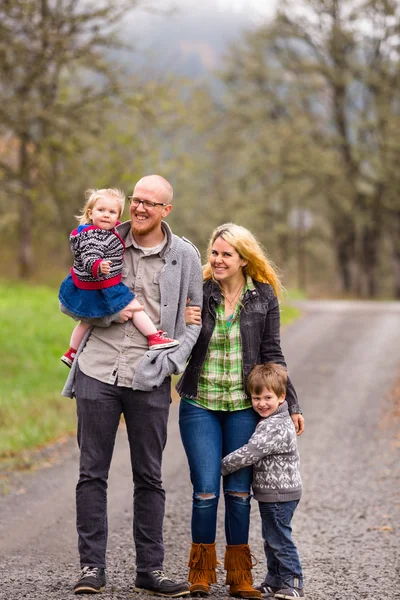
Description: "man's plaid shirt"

(195, 277), (255, 411)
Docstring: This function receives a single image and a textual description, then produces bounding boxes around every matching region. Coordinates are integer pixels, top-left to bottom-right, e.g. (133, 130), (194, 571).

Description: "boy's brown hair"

(247, 363), (288, 398)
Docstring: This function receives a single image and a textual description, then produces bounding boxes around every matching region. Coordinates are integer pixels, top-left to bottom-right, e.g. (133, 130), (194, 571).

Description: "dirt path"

(0, 301), (399, 600)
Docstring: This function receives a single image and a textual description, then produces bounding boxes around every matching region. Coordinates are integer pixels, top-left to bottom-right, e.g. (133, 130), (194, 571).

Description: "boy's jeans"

(75, 367), (171, 571)
(258, 500), (303, 589)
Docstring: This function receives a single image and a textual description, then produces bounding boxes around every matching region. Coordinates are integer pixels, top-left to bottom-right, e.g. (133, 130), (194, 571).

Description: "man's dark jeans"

(258, 500), (303, 590)
(75, 367), (171, 571)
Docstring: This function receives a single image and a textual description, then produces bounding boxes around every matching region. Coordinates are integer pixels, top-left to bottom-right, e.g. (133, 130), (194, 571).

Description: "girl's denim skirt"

(59, 273), (135, 319)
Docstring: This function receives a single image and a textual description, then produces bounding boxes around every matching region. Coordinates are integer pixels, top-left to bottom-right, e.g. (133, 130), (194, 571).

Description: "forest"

(1, 0), (400, 298)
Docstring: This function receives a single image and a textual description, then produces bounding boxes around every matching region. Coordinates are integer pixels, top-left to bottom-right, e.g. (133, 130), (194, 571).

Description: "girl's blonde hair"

(203, 223), (283, 298)
(76, 188), (125, 225)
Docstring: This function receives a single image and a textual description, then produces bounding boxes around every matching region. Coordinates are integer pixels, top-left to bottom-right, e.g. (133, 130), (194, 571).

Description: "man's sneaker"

(255, 583), (280, 598)
(274, 586), (304, 598)
(135, 570), (190, 597)
(74, 566), (106, 594)
(61, 347), (77, 368)
(147, 331), (180, 350)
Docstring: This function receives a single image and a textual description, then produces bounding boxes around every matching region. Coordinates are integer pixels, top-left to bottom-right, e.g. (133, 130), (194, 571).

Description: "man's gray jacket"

(62, 220), (203, 398)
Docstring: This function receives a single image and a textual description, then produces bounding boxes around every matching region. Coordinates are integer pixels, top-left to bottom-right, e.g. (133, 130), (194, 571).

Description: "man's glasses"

(128, 196), (169, 209)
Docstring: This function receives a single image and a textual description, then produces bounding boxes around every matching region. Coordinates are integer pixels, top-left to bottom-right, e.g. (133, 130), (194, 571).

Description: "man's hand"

(100, 260), (112, 275)
(185, 298), (201, 325)
(119, 303), (144, 323)
(291, 413), (305, 436)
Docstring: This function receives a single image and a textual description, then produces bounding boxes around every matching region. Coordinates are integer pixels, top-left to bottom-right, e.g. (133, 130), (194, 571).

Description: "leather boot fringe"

(224, 544), (255, 585)
(188, 542), (218, 585)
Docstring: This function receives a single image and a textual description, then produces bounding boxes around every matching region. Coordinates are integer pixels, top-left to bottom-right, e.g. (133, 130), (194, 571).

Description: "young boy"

(221, 363), (304, 599)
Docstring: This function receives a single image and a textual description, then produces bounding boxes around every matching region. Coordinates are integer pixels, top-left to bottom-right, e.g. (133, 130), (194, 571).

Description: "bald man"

(63, 175), (203, 596)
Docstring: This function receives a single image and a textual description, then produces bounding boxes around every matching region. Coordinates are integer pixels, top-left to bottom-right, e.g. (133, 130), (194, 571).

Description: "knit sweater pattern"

(221, 401), (302, 503)
(70, 225), (125, 289)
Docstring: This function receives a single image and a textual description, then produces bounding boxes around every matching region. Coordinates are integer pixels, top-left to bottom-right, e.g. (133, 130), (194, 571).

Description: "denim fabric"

(75, 366), (171, 571)
(176, 279), (301, 414)
(179, 400), (259, 544)
(258, 500), (303, 589)
(59, 273), (135, 318)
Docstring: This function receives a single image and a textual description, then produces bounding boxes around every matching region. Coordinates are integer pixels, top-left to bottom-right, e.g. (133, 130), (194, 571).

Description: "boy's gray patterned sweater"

(221, 401), (302, 502)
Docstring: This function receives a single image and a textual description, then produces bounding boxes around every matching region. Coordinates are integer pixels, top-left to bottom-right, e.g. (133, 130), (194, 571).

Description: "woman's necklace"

(222, 281), (244, 311)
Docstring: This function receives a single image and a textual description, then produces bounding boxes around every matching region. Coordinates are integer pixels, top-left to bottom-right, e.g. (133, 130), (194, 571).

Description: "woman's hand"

(185, 301), (201, 325)
(291, 413), (305, 436)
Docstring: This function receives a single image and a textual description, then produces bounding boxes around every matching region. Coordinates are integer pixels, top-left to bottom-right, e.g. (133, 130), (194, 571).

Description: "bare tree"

(0, 0), (143, 277)
(217, 0), (400, 296)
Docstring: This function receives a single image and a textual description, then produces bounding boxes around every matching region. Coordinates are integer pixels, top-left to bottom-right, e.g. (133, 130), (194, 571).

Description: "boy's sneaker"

(74, 566), (106, 594)
(135, 570), (190, 597)
(147, 331), (180, 350)
(61, 347), (77, 368)
(255, 583), (280, 598)
(274, 586), (304, 598)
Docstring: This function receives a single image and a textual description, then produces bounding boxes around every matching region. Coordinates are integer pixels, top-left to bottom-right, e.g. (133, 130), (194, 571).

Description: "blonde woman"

(177, 223), (304, 599)
(59, 188), (178, 367)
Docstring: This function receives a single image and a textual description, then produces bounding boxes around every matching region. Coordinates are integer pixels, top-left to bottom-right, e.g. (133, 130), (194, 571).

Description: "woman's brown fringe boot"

(224, 544), (262, 600)
(188, 542), (218, 597)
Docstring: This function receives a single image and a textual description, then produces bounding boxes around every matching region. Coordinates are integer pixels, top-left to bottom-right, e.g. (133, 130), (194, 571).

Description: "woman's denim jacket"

(176, 278), (301, 414)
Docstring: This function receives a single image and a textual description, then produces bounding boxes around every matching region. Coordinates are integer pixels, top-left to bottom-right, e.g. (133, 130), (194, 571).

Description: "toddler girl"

(59, 187), (179, 367)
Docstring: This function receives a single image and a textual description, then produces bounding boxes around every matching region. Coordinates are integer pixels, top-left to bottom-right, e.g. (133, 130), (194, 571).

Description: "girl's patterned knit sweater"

(70, 225), (125, 289)
(221, 401), (302, 503)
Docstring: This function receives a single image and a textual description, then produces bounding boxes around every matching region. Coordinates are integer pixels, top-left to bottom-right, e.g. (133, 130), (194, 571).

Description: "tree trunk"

(358, 189), (383, 298)
(332, 217), (356, 295)
(390, 211), (400, 299)
(278, 231), (290, 273)
(336, 244), (352, 294)
(18, 138), (34, 279)
(361, 228), (378, 298)
(296, 229), (307, 292)
(392, 251), (400, 300)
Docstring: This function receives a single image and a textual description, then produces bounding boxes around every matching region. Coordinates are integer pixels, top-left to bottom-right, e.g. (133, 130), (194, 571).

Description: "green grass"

(0, 282), (302, 462)
(279, 288), (304, 327)
(283, 287), (307, 302)
(280, 303), (301, 327)
(0, 282), (76, 459)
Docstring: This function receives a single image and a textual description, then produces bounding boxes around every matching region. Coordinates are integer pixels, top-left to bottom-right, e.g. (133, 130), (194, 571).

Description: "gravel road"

(0, 301), (399, 600)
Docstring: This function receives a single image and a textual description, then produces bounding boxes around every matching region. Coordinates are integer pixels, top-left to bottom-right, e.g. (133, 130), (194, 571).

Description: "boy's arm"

(221, 422), (274, 476)
(221, 420), (284, 475)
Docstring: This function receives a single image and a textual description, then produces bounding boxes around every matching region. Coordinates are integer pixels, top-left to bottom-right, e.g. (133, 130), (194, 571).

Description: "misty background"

(1, 0), (400, 298)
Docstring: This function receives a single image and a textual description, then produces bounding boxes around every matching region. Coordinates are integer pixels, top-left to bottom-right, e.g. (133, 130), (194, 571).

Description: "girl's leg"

(70, 322), (91, 350)
(179, 400), (223, 543)
(62, 322), (91, 367)
(126, 298), (179, 348)
(126, 298), (158, 336)
(222, 408), (259, 545)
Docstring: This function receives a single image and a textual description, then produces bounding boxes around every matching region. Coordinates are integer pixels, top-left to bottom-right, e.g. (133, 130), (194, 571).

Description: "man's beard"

(131, 218), (159, 237)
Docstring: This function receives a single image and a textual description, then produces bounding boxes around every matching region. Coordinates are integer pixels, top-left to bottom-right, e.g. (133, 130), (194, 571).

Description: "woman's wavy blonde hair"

(203, 223), (283, 299)
(76, 188), (125, 225)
